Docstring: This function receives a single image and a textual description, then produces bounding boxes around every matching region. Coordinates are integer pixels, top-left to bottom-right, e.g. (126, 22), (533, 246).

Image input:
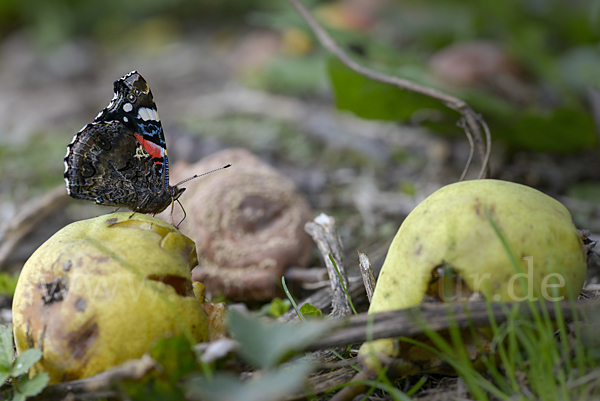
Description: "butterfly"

(64, 71), (229, 215)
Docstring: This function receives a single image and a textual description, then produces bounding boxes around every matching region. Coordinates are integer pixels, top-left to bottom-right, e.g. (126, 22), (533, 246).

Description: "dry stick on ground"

(0, 185), (70, 270)
(304, 213), (352, 319)
(286, 0), (492, 180)
(358, 252), (376, 303)
(29, 354), (156, 401)
(294, 298), (600, 399)
(306, 298), (599, 352)
(301, 213), (353, 365)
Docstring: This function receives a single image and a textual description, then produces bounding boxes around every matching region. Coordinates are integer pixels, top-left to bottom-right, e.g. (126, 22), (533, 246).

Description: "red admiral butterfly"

(64, 71), (229, 215)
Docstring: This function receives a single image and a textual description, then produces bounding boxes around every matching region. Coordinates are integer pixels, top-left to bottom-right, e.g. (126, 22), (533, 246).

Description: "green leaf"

(11, 349), (42, 377)
(511, 108), (597, 152)
(328, 54), (598, 153)
(186, 361), (312, 401)
(244, 54), (327, 96)
(124, 378), (187, 401)
(261, 298), (291, 318)
(0, 371), (9, 386)
(228, 309), (329, 369)
(11, 392), (25, 401)
(16, 372), (49, 396)
(327, 57), (448, 121)
(0, 325), (14, 370)
(123, 335), (198, 401)
(149, 335), (198, 383)
(0, 272), (19, 297)
(298, 303), (322, 319)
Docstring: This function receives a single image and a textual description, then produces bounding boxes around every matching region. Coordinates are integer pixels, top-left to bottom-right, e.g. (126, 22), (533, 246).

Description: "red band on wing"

(134, 133), (165, 165)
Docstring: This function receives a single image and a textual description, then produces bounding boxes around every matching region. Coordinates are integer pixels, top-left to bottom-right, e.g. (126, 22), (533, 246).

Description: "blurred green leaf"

(245, 54), (328, 95)
(327, 57), (447, 121)
(511, 108), (597, 152)
(11, 349), (42, 377)
(0, 325), (13, 371)
(123, 335), (198, 401)
(568, 183), (600, 205)
(298, 303), (322, 319)
(462, 90), (597, 152)
(228, 309), (329, 369)
(0, 272), (19, 298)
(15, 372), (49, 397)
(185, 361), (312, 401)
(150, 335), (198, 383)
(329, 52), (597, 152)
(261, 297), (291, 318)
(11, 392), (25, 401)
(0, 372), (9, 386)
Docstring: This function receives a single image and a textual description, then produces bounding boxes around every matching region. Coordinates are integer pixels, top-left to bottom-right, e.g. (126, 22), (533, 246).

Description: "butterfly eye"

(128, 94), (135, 102)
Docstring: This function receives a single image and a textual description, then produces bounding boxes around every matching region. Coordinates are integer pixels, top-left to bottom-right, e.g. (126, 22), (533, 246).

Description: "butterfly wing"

(64, 121), (166, 210)
(93, 71), (171, 188)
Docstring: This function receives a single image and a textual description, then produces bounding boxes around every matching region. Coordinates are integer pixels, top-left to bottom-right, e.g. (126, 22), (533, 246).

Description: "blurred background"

(0, 0), (599, 279)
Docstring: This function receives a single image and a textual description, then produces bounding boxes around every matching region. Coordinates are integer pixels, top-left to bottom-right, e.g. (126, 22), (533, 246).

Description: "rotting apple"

(359, 179), (587, 374)
(12, 213), (209, 384)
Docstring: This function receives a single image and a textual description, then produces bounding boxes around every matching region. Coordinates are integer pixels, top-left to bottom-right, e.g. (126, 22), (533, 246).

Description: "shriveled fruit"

(12, 213), (209, 383)
(359, 179), (587, 372)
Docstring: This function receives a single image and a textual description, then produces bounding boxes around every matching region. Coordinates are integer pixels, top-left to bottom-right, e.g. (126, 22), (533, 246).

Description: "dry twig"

(0, 185), (70, 269)
(304, 213), (351, 318)
(29, 354), (156, 401)
(358, 252), (376, 303)
(305, 298), (599, 351)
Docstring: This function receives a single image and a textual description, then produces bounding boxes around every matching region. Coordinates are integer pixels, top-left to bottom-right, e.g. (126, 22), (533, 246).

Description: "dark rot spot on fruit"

(415, 244), (423, 256)
(474, 202), (482, 216)
(67, 320), (99, 361)
(147, 274), (194, 296)
(62, 260), (72, 272)
(105, 218), (118, 225)
(41, 277), (68, 305)
(75, 297), (87, 312)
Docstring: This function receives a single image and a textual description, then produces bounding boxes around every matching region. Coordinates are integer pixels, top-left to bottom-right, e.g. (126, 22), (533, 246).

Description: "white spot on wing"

(138, 107), (159, 122)
(123, 116), (129, 122)
(123, 103), (133, 112)
(95, 110), (104, 119)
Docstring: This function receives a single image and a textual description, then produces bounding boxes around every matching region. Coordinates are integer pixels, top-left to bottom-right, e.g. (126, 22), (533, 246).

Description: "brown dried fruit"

(160, 148), (314, 301)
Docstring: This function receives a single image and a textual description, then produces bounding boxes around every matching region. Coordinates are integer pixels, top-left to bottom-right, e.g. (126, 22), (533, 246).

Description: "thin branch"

(29, 354), (156, 401)
(358, 252), (375, 303)
(304, 299), (599, 351)
(458, 117), (476, 181)
(0, 185), (70, 270)
(287, 0), (491, 179)
(304, 213), (351, 319)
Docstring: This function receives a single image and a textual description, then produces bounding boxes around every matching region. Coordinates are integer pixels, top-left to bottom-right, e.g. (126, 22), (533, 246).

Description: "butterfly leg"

(129, 194), (152, 218)
(174, 198), (187, 228)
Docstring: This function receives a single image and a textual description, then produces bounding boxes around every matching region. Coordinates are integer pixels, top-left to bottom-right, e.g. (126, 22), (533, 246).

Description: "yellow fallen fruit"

(12, 213), (209, 383)
(359, 179), (587, 372)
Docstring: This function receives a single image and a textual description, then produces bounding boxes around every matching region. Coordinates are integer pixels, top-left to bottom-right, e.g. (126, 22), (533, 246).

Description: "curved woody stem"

(287, 0), (491, 179)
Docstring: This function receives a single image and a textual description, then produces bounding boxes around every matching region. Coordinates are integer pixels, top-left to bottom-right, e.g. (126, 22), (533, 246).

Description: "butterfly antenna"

(173, 164), (232, 187)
